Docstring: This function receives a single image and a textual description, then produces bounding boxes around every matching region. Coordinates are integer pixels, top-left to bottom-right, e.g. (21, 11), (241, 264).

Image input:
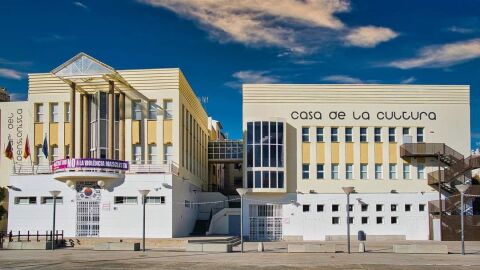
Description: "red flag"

(4, 140), (13, 160)
(23, 136), (31, 159)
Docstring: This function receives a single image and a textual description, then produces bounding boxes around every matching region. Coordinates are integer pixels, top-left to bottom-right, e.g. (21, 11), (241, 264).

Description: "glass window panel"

(316, 127), (324, 142)
(374, 127), (382, 142)
(262, 171), (269, 188)
(270, 171), (277, 188)
(262, 145), (269, 167)
(254, 122), (261, 143)
(277, 122), (284, 144)
(345, 127), (352, 142)
(247, 122), (253, 144)
(270, 122), (277, 144)
(331, 128), (338, 142)
(278, 171), (284, 188)
(254, 171), (261, 188)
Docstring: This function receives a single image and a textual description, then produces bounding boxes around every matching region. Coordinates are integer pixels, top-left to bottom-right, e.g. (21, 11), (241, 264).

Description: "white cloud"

(0, 68), (24, 80)
(226, 70), (280, 89)
(344, 26), (398, 48)
(0, 58), (32, 67)
(321, 75), (363, 84)
(387, 39), (480, 69)
(74, 1), (88, 9)
(447, 26), (476, 34)
(401, 76), (416, 84)
(9, 93), (27, 101)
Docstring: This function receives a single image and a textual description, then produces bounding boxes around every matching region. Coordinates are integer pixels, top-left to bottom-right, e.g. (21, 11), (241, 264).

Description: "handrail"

(400, 143), (464, 162)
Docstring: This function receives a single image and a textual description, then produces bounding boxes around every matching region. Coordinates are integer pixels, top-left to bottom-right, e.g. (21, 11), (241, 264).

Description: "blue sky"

(1, 0), (479, 148)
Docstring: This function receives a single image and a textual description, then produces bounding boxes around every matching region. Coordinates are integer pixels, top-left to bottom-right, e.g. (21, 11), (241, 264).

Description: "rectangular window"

(348, 217), (354, 224)
(247, 171), (253, 188)
(419, 204), (426, 212)
(376, 204), (383, 211)
(35, 103), (44, 122)
(164, 100), (173, 119)
(417, 163), (425, 179)
(164, 144), (173, 163)
(360, 127), (367, 142)
(376, 217), (384, 224)
(348, 204), (353, 212)
(64, 102), (70, 122)
(374, 127), (382, 142)
(148, 100), (157, 119)
(148, 144), (158, 164)
(50, 103), (59, 123)
(331, 164), (339, 180)
(132, 100), (141, 120)
(303, 204), (310, 212)
(331, 127), (338, 142)
(14, 197), (37, 205)
(316, 127), (324, 142)
(403, 164), (411, 179)
(317, 204), (324, 212)
(361, 204), (368, 212)
(362, 217), (369, 224)
(114, 196), (138, 204)
(346, 164), (353, 180)
(405, 204), (412, 212)
(41, 197), (63, 204)
(402, 127), (410, 135)
(316, 164), (324, 179)
(302, 127), (309, 142)
(417, 127), (424, 143)
(132, 145), (142, 164)
(389, 164), (397, 180)
(302, 164), (309, 180)
(391, 216), (398, 224)
(388, 127), (396, 142)
(332, 204), (339, 212)
(391, 204), (397, 211)
(345, 127), (353, 142)
(360, 164), (368, 179)
(146, 196), (165, 204)
(332, 217), (340, 224)
(375, 164), (383, 179)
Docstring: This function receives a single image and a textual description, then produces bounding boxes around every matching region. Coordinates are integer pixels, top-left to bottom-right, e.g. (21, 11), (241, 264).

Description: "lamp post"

(139, 189), (150, 252)
(236, 188), (248, 253)
(342, 187), (355, 254)
(455, 184), (470, 255)
(49, 190), (61, 251)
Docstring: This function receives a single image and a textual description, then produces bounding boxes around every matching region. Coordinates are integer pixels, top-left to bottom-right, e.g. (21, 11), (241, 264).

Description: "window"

(391, 204), (397, 211)
(302, 164), (309, 179)
(389, 164), (397, 179)
(41, 197), (63, 204)
(388, 127), (396, 142)
(14, 197), (37, 205)
(303, 204), (310, 212)
(374, 127), (382, 142)
(51, 146), (59, 161)
(375, 164), (382, 179)
(331, 128), (338, 142)
(376, 204), (383, 211)
(346, 164), (353, 179)
(316, 127), (324, 142)
(148, 100), (157, 119)
(132, 145), (142, 164)
(361, 217), (369, 224)
(417, 127), (424, 143)
(361, 204), (368, 212)
(164, 144), (173, 163)
(360, 164), (368, 179)
(316, 164), (324, 179)
(184, 200), (191, 208)
(405, 204), (412, 212)
(348, 217), (354, 224)
(402, 127), (410, 135)
(146, 196), (165, 204)
(332, 217), (340, 224)
(376, 217), (384, 224)
(317, 204), (324, 212)
(403, 164), (411, 179)
(114, 196), (138, 204)
(50, 103), (59, 123)
(348, 204), (353, 212)
(332, 204), (339, 212)
(132, 100), (141, 120)
(417, 163), (425, 179)
(64, 102), (70, 122)
(148, 144), (158, 164)
(360, 127), (367, 142)
(302, 127), (309, 142)
(331, 164), (339, 179)
(419, 204), (426, 212)
(345, 127), (353, 142)
(35, 103), (44, 122)
(391, 216), (398, 224)
(164, 100), (173, 119)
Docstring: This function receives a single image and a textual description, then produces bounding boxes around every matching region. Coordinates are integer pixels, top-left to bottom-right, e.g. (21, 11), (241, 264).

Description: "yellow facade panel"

(331, 142), (339, 164)
(374, 143), (383, 163)
(34, 123), (43, 146)
(316, 143), (325, 163)
(64, 123), (71, 146)
(147, 120), (157, 145)
(345, 143), (354, 163)
(302, 142), (310, 164)
(132, 120), (141, 145)
(49, 123), (58, 145)
(389, 143), (398, 163)
(164, 119), (173, 144)
(360, 143), (368, 163)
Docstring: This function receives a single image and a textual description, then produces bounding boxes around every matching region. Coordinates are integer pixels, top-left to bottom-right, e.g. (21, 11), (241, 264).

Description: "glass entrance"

(76, 182), (101, 237)
(249, 204), (283, 241)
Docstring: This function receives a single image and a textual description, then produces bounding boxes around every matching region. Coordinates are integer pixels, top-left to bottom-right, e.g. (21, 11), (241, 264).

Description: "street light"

(139, 189), (150, 252)
(455, 184), (470, 255)
(49, 190), (61, 251)
(236, 188), (248, 253)
(342, 187), (355, 254)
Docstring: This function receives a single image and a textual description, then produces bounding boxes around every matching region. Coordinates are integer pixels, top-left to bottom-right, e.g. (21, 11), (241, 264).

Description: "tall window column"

(108, 81), (114, 159)
(119, 93), (125, 160)
(81, 94), (89, 158)
(70, 82), (76, 158)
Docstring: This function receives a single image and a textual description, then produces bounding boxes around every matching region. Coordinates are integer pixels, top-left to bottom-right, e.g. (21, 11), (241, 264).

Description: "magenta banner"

(52, 158), (129, 172)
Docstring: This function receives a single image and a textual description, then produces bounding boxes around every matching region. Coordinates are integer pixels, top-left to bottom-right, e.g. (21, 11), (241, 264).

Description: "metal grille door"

(76, 183), (101, 237)
(249, 204), (282, 241)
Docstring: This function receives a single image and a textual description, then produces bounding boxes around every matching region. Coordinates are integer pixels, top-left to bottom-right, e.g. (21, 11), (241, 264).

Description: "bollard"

(358, 242), (365, 253)
(258, 242), (264, 252)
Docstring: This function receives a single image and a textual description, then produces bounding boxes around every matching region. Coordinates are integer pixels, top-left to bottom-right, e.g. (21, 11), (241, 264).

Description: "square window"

(348, 204), (353, 212)
(317, 204), (324, 212)
(402, 127), (410, 135)
(419, 204), (426, 212)
(405, 204), (412, 212)
(376, 204), (383, 212)
(391, 204), (397, 211)
(391, 216), (398, 224)
(332, 204), (339, 212)
(376, 217), (384, 224)
(348, 217), (354, 224)
(361, 217), (369, 224)
(332, 217), (340, 224)
(361, 204), (368, 212)
(303, 205), (310, 212)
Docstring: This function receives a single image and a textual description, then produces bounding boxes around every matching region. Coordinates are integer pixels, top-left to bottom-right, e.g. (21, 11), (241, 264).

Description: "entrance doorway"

(249, 204), (282, 241)
(76, 182), (101, 237)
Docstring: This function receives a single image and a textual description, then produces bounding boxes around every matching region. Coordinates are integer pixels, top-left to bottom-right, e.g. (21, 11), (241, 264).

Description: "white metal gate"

(249, 204), (282, 241)
(76, 182), (101, 237)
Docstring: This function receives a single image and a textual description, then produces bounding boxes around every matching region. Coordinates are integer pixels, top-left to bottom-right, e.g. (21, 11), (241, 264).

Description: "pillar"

(82, 94), (89, 158)
(108, 81), (114, 159)
(70, 83), (76, 158)
(119, 93), (125, 160)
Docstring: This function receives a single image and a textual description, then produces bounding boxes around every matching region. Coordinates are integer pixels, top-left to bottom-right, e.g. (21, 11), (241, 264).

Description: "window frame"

(331, 127), (338, 142)
(374, 127), (382, 142)
(331, 164), (339, 180)
(316, 164), (324, 179)
(375, 164), (383, 180)
(316, 127), (324, 142)
(302, 164), (310, 180)
(388, 127), (396, 142)
(346, 163), (353, 180)
(302, 127), (310, 142)
(416, 127), (424, 143)
(360, 163), (368, 179)
(345, 127), (353, 142)
(360, 127), (367, 142)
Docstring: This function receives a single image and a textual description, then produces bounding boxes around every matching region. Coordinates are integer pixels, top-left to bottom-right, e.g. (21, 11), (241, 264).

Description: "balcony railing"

(400, 143), (464, 166)
(127, 160), (179, 175)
